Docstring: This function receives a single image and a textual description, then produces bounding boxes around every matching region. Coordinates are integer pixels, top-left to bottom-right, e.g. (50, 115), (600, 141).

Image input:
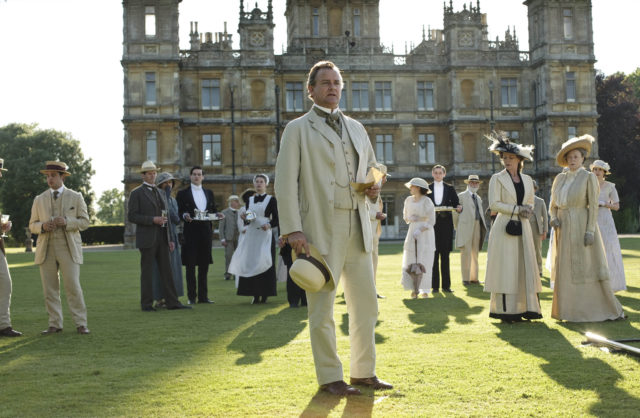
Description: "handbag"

(505, 205), (522, 236)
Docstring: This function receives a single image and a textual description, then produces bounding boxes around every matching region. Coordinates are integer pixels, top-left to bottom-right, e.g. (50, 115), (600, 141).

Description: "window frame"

(417, 81), (434, 111)
(285, 82), (304, 112)
(500, 78), (518, 108)
(201, 79), (221, 110)
(351, 81), (369, 111)
(374, 81), (392, 111)
(146, 130), (157, 162)
(417, 133), (436, 165)
(566, 72), (576, 102)
(145, 72), (156, 105)
(376, 134), (394, 164)
(202, 134), (222, 166)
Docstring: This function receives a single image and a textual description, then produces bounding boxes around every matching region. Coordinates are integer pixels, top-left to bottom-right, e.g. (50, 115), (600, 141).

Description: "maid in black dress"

(229, 174), (278, 304)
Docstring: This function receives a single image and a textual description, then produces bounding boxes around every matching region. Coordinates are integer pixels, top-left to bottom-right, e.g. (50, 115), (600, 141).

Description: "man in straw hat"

(453, 174), (487, 285)
(219, 194), (241, 281)
(29, 161), (90, 334)
(529, 180), (548, 276)
(128, 160), (191, 311)
(0, 158), (22, 337)
(275, 60), (392, 396)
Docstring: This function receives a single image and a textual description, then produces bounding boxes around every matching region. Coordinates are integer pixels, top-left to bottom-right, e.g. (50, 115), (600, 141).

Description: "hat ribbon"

(296, 253), (330, 283)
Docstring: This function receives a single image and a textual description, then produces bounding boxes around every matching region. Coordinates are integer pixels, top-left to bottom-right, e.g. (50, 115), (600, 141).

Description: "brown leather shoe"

(350, 376), (394, 390)
(0, 326), (22, 337)
(77, 326), (90, 335)
(320, 380), (362, 396)
(41, 327), (62, 335)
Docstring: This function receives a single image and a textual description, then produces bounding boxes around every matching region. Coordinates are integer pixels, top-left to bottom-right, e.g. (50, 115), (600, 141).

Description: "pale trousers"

(0, 253), (13, 329)
(371, 234), (380, 283)
(460, 220), (481, 283)
(530, 222), (543, 272)
(39, 237), (87, 328)
(306, 209), (378, 385)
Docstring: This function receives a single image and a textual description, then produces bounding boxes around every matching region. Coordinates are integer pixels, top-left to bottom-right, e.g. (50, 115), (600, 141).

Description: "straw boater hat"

(0, 158), (7, 172)
(404, 177), (431, 193)
(485, 131), (534, 162)
(138, 160), (161, 173)
(590, 159), (611, 175)
(555, 134), (594, 167)
(290, 244), (335, 293)
(40, 161), (71, 176)
(155, 172), (175, 187)
(464, 174), (483, 184)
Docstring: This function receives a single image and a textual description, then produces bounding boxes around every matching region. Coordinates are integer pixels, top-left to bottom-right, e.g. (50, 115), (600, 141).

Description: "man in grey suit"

(275, 61), (392, 396)
(128, 161), (190, 311)
(529, 180), (548, 276)
(219, 195), (241, 280)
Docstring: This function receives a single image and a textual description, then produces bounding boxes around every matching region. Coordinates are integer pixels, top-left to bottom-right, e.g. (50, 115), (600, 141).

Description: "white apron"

(228, 195), (274, 279)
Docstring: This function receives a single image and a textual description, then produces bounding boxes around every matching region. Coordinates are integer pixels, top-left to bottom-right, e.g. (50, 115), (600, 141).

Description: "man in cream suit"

(453, 175), (487, 285)
(529, 180), (548, 276)
(29, 161), (90, 335)
(275, 61), (392, 396)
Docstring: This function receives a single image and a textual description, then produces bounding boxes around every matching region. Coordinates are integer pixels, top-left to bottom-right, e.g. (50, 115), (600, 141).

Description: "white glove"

(412, 229), (422, 240)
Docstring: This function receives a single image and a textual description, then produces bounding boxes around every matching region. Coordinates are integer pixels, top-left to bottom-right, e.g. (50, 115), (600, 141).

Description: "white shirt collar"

(313, 104), (340, 115)
(50, 185), (65, 194)
(191, 184), (203, 191)
(143, 182), (155, 188)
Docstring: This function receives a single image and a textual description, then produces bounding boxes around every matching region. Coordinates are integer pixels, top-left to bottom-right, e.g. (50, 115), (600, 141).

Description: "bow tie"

(253, 194), (267, 203)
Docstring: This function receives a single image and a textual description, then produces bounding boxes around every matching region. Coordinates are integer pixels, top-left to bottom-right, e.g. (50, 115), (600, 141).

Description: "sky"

(0, 0), (638, 199)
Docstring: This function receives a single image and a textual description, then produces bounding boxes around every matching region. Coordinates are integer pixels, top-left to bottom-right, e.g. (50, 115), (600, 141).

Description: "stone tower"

(525, 0), (597, 179)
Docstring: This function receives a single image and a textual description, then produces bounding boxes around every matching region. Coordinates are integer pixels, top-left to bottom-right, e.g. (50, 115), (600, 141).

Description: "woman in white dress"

(401, 177), (436, 299)
(229, 175), (278, 304)
(590, 159), (626, 292)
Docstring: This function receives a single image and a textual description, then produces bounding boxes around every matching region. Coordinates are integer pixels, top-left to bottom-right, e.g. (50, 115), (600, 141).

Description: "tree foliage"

(96, 188), (124, 224)
(0, 123), (95, 242)
(596, 72), (640, 231)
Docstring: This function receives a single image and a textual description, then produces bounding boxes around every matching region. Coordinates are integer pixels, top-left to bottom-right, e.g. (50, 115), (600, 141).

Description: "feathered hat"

(485, 131), (534, 162)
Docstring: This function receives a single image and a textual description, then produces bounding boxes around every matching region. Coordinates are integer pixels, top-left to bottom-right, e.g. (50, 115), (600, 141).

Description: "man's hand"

(153, 216), (165, 225)
(365, 184), (380, 199)
(184, 213), (193, 223)
(53, 216), (66, 226)
(169, 241), (175, 252)
(550, 218), (561, 228)
(541, 232), (547, 241)
(455, 205), (463, 213)
(216, 212), (225, 220)
(287, 231), (310, 256)
(221, 239), (227, 247)
(375, 212), (387, 220)
(42, 220), (56, 232)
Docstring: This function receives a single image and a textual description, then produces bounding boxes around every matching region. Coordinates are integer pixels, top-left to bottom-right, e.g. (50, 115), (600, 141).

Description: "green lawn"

(1, 239), (640, 417)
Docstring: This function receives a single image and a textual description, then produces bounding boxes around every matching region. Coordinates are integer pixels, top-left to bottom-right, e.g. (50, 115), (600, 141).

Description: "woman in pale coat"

(401, 177), (436, 299)
(484, 132), (543, 323)
(549, 136), (624, 322)
(590, 159), (626, 292)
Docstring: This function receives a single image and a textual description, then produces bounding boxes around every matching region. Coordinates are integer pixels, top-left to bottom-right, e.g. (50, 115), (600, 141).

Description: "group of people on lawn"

(0, 60), (628, 399)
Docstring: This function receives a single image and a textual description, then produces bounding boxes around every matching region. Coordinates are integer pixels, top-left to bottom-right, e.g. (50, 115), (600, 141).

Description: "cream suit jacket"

(275, 109), (377, 257)
(29, 188), (89, 265)
(453, 189), (487, 248)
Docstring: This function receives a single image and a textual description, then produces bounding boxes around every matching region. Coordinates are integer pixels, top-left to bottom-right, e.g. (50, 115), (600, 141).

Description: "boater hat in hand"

(40, 161), (71, 176)
(555, 134), (594, 167)
(290, 244), (335, 293)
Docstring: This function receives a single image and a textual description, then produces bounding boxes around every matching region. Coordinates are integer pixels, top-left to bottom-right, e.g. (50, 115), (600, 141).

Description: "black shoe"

(142, 306), (156, 312)
(198, 299), (215, 304)
(187, 299), (196, 305)
(0, 327), (22, 337)
(432, 289), (440, 293)
(224, 274), (231, 281)
(443, 288), (453, 293)
(251, 296), (259, 305)
(289, 303), (299, 308)
(167, 304), (192, 310)
(260, 296), (268, 304)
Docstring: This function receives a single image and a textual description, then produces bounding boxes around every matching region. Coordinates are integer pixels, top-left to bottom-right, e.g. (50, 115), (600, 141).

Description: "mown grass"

(1, 238), (640, 417)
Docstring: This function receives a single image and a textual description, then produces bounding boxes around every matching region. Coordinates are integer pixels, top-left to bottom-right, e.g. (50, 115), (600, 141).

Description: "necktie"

(53, 191), (59, 200)
(472, 194), (481, 221)
(314, 107), (342, 137)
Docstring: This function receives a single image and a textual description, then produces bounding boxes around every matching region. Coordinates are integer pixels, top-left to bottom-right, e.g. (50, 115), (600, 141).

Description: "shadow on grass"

(495, 322), (640, 415)
(403, 294), (483, 334)
(300, 390), (374, 417)
(227, 305), (308, 365)
(462, 282), (490, 300)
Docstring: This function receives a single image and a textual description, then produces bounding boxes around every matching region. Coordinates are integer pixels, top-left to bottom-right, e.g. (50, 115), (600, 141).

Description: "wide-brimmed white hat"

(404, 177), (431, 192)
(486, 131), (534, 162)
(138, 160), (161, 173)
(464, 174), (483, 184)
(556, 134), (594, 167)
(590, 159), (611, 175)
(290, 244), (335, 293)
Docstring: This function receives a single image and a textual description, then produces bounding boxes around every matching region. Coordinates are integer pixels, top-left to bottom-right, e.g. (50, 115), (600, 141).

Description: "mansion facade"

(122, 0), (598, 243)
